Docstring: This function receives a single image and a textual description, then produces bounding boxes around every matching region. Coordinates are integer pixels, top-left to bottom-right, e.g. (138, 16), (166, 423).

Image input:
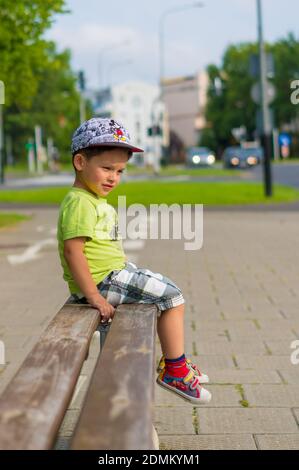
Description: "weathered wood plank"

(0, 304), (99, 450)
(71, 304), (157, 450)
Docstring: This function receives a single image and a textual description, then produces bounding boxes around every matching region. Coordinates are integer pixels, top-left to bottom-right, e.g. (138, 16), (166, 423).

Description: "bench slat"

(71, 304), (157, 450)
(0, 305), (99, 450)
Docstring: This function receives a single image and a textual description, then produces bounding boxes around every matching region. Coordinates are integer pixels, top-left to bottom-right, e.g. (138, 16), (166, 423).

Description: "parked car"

(186, 147), (216, 167)
(222, 146), (264, 169)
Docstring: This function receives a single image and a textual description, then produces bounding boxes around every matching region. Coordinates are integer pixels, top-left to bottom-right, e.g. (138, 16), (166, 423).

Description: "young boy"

(57, 117), (211, 405)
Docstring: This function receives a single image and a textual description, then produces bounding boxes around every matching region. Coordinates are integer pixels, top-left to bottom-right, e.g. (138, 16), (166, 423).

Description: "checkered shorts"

(70, 261), (184, 314)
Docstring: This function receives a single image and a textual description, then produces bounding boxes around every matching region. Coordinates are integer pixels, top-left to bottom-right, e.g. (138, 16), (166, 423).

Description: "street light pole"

(0, 104), (4, 184)
(159, 2), (204, 92)
(157, 2), (204, 167)
(257, 0), (273, 197)
(98, 39), (131, 89)
(106, 59), (133, 87)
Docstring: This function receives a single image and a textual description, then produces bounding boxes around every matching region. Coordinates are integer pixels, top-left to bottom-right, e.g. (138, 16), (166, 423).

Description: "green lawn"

(0, 213), (31, 228)
(5, 158), (299, 178)
(0, 181), (298, 206)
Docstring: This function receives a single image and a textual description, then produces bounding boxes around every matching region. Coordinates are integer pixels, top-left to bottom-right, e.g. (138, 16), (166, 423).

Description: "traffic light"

(147, 125), (162, 136)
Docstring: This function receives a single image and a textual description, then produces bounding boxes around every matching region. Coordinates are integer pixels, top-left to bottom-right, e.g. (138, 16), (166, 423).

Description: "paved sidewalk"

(0, 207), (299, 449)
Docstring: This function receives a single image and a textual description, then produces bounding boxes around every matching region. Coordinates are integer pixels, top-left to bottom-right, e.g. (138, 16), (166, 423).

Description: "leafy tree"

(0, 1), (93, 164)
(202, 34), (299, 154)
(0, 0), (66, 107)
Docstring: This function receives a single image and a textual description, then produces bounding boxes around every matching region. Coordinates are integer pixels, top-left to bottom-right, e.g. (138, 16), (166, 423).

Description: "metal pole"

(257, 0), (273, 197)
(0, 104), (4, 184)
(79, 93), (86, 124)
(158, 3), (204, 167)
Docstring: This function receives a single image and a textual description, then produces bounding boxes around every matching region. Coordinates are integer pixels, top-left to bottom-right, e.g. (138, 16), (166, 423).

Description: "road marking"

(123, 240), (145, 251)
(7, 238), (56, 265)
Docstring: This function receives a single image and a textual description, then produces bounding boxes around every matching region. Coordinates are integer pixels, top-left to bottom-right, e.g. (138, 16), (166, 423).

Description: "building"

(89, 81), (165, 167)
(162, 71), (209, 163)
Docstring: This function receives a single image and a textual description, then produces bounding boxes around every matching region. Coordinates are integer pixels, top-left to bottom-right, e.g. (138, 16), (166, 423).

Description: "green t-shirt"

(57, 187), (126, 294)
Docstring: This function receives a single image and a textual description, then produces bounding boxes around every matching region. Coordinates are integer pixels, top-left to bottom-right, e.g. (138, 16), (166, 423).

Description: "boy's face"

(73, 148), (129, 197)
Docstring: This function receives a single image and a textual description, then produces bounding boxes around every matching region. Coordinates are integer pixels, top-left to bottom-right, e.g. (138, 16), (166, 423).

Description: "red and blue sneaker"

(157, 369), (212, 404)
(157, 355), (209, 384)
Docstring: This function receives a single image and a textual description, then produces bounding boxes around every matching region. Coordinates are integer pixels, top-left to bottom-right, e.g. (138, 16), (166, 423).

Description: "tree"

(0, 0), (66, 107)
(202, 34), (299, 154)
(5, 41), (84, 161)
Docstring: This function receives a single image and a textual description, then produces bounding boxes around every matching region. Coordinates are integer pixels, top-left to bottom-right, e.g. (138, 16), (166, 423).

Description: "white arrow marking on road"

(123, 240), (145, 250)
(7, 238), (56, 265)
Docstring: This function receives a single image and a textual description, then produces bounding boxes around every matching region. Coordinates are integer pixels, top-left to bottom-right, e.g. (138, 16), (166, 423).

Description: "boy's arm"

(64, 237), (115, 321)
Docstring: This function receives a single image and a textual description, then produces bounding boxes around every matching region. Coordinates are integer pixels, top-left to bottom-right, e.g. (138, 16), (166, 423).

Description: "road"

(1, 163), (299, 190)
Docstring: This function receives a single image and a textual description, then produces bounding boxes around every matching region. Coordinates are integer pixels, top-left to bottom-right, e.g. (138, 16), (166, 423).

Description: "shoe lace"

(186, 358), (202, 376)
(183, 370), (201, 390)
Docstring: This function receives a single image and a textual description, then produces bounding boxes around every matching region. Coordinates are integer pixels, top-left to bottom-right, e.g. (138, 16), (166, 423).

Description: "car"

(186, 147), (216, 167)
(222, 146), (264, 169)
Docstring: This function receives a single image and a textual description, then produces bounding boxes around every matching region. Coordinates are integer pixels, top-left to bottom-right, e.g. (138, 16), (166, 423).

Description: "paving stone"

(228, 328), (296, 341)
(235, 355), (296, 370)
(195, 339), (268, 355)
(154, 407), (195, 435)
(187, 354), (236, 370)
(265, 340), (299, 356)
(159, 434), (257, 450)
(255, 434), (299, 450)
(199, 408), (298, 434)
(208, 369), (282, 384)
(293, 409), (299, 424)
(280, 369), (299, 384)
(155, 383), (241, 407)
(243, 384), (299, 407)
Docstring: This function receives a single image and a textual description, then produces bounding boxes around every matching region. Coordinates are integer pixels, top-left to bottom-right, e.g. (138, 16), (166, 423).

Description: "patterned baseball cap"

(71, 117), (144, 155)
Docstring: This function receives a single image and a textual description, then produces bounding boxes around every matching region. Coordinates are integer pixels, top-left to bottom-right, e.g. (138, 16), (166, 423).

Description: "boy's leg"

(156, 304), (185, 359)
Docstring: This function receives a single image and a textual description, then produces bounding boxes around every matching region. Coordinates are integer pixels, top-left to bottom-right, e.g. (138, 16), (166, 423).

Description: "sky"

(45, 0), (299, 90)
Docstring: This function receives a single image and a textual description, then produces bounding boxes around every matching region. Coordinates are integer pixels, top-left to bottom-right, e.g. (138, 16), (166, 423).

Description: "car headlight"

(207, 155), (215, 164)
(247, 156), (257, 165)
(192, 155), (201, 164)
(231, 157), (239, 165)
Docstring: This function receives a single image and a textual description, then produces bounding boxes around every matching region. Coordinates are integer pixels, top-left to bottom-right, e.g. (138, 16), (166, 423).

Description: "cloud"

(47, 20), (212, 88)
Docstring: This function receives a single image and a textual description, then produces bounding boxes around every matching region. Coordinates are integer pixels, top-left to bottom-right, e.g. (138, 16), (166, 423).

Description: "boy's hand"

(87, 293), (115, 323)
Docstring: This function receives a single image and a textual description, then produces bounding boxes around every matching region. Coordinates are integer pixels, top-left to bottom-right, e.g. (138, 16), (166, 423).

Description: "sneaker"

(156, 355), (209, 384)
(157, 369), (212, 404)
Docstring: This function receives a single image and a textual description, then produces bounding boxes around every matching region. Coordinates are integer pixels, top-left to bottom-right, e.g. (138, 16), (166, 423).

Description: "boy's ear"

(73, 153), (86, 171)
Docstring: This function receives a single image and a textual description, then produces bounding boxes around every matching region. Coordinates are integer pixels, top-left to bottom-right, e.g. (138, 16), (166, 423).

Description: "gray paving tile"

(159, 434), (257, 450)
(243, 384), (299, 407)
(199, 408), (298, 434)
(154, 406), (195, 435)
(255, 434), (299, 450)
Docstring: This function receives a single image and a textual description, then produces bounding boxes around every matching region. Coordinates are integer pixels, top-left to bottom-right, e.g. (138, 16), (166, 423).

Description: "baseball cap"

(71, 117), (144, 155)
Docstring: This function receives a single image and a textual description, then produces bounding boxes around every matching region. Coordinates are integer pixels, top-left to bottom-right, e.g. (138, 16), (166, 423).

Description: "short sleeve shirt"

(57, 187), (126, 294)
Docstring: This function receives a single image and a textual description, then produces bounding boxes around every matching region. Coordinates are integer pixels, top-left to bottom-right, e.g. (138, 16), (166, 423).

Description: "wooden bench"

(0, 301), (158, 450)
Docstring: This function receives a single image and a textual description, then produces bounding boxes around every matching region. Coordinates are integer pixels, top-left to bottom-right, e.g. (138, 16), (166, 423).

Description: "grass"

(55, 162), (241, 178)
(0, 181), (299, 206)
(6, 157), (299, 178)
(0, 213), (31, 228)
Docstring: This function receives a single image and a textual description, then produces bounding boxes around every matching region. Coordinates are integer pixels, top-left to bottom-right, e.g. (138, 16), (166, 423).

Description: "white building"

(90, 81), (165, 167)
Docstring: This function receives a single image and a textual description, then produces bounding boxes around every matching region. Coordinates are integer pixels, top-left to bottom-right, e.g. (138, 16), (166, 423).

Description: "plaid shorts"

(70, 261), (184, 314)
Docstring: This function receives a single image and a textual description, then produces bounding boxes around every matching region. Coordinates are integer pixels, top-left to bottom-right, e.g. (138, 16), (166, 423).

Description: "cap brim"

(87, 142), (144, 153)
